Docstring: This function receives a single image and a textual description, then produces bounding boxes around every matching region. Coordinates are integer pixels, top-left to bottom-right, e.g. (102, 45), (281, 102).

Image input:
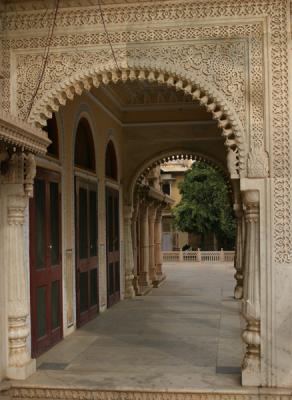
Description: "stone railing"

(162, 249), (235, 263)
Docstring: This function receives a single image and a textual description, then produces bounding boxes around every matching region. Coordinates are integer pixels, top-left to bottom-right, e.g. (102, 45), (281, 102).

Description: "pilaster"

(234, 203), (245, 300)
(0, 150), (37, 380)
(138, 201), (152, 294)
(123, 205), (135, 298)
(148, 205), (157, 283)
(153, 208), (165, 287)
(241, 190), (261, 386)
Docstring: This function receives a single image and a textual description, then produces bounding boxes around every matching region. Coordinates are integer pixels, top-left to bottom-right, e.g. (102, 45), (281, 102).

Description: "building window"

(44, 113), (59, 158)
(105, 140), (118, 180)
(74, 118), (96, 172)
(162, 182), (171, 196)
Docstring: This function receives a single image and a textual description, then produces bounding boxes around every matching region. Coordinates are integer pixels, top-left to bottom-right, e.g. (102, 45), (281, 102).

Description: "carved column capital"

(7, 196), (27, 225)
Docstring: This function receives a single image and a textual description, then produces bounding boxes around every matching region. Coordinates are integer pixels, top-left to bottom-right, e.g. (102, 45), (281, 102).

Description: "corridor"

(19, 263), (243, 391)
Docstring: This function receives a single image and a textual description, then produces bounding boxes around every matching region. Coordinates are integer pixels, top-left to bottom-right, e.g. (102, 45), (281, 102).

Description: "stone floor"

(20, 263), (244, 391)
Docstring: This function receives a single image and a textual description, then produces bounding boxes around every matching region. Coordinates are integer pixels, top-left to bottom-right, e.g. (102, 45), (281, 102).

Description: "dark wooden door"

(30, 168), (62, 357)
(106, 187), (120, 307)
(75, 178), (99, 327)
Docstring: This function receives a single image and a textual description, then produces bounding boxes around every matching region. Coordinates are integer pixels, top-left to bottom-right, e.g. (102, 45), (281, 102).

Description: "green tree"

(172, 162), (236, 250)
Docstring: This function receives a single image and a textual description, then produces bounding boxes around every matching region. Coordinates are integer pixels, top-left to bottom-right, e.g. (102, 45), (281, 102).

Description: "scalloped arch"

(128, 149), (232, 201)
(30, 65), (245, 176)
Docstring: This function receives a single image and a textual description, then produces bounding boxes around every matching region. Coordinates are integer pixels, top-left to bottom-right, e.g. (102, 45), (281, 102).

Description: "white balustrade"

(162, 250), (235, 263)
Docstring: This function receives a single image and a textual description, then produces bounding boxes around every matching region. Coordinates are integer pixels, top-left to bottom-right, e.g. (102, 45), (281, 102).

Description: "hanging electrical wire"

(26, 0), (60, 121)
(97, 0), (121, 72)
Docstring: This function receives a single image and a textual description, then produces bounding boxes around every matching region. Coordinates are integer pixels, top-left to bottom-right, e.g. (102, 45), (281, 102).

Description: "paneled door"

(30, 168), (62, 357)
(75, 178), (99, 327)
(106, 187), (120, 307)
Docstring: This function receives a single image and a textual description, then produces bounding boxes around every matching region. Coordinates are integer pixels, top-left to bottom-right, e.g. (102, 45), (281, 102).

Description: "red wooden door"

(75, 178), (99, 327)
(106, 187), (120, 307)
(29, 168), (63, 357)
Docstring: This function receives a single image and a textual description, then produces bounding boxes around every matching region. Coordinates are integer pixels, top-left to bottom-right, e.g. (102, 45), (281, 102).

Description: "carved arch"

(29, 65), (244, 177)
(127, 149), (233, 203)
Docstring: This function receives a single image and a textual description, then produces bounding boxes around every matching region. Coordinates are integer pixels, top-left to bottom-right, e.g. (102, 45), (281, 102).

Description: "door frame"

(29, 167), (63, 357)
(75, 176), (99, 327)
(106, 185), (121, 308)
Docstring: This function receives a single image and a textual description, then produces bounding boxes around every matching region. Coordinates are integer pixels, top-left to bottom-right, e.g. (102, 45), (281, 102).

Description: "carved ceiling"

(92, 80), (215, 125)
(104, 80), (195, 108)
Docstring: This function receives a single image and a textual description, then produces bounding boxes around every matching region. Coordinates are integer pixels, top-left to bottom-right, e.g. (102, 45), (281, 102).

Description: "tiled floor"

(20, 263), (244, 391)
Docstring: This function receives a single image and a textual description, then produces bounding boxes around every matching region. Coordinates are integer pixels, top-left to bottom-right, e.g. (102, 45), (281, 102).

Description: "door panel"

(106, 187), (120, 307)
(30, 168), (62, 357)
(75, 178), (99, 327)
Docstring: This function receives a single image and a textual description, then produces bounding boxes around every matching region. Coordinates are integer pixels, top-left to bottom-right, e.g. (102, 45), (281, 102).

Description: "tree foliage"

(172, 162), (236, 249)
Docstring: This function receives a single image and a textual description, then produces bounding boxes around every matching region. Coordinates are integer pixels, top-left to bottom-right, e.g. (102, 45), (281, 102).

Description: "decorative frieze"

(0, 111), (50, 155)
(10, 386), (292, 400)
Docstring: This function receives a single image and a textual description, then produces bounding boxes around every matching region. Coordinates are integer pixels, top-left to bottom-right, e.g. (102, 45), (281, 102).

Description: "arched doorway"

(28, 68), (258, 387)
(29, 113), (63, 357)
(74, 117), (99, 327)
(105, 140), (120, 307)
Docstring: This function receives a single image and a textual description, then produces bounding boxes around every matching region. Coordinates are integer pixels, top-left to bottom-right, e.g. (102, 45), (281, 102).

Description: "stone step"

(8, 387), (292, 400)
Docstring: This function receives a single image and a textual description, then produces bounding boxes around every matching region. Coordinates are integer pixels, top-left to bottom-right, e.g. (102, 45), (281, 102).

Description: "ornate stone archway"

(1, 0), (292, 388)
(27, 66), (244, 179)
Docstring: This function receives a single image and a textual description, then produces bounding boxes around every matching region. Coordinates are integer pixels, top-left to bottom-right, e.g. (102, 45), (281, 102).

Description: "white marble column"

(234, 203), (245, 299)
(148, 205), (157, 283)
(138, 202), (152, 294)
(123, 205), (135, 298)
(241, 190), (261, 386)
(131, 200), (139, 294)
(5, 185), (36, 379)
(153, 208), (165, 287)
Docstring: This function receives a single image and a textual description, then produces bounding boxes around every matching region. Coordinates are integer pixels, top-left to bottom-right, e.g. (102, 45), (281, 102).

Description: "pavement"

(19, 262), (244, 391)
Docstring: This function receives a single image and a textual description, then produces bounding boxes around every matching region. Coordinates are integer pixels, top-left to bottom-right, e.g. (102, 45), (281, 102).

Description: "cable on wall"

(97, 0), (121, 72)
(26, 0), (60, 121)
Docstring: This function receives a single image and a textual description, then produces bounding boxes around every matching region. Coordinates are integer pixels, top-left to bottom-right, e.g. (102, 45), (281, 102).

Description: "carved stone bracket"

(0, 150), (36, 197)
(247, 146), (269, 178)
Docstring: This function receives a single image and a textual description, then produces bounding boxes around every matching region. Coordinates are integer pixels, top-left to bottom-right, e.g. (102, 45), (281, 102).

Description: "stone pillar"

(123, 205), (135, 298)
(0, 151), (37, 380)
(5, 188), (36, 379)
(131, 200), (139, 294)
(153, 208), (165, 286)
(234, 203), (245, 299)
(138, 202), (152, 294)
(241, 190), (261, 386)
(148, 205), (157, 283)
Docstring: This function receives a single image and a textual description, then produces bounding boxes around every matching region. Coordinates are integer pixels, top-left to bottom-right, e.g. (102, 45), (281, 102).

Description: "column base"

(241, 358), (260, 386)
(6, 358), (36, 380)
(149, 267), (157, 283)
(124, 285), (135, 299)
(125, 275), (135, 299)
(234, 285), (243, 299)
(136, 283), (153, 296)
(153, 274), (166, 288)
